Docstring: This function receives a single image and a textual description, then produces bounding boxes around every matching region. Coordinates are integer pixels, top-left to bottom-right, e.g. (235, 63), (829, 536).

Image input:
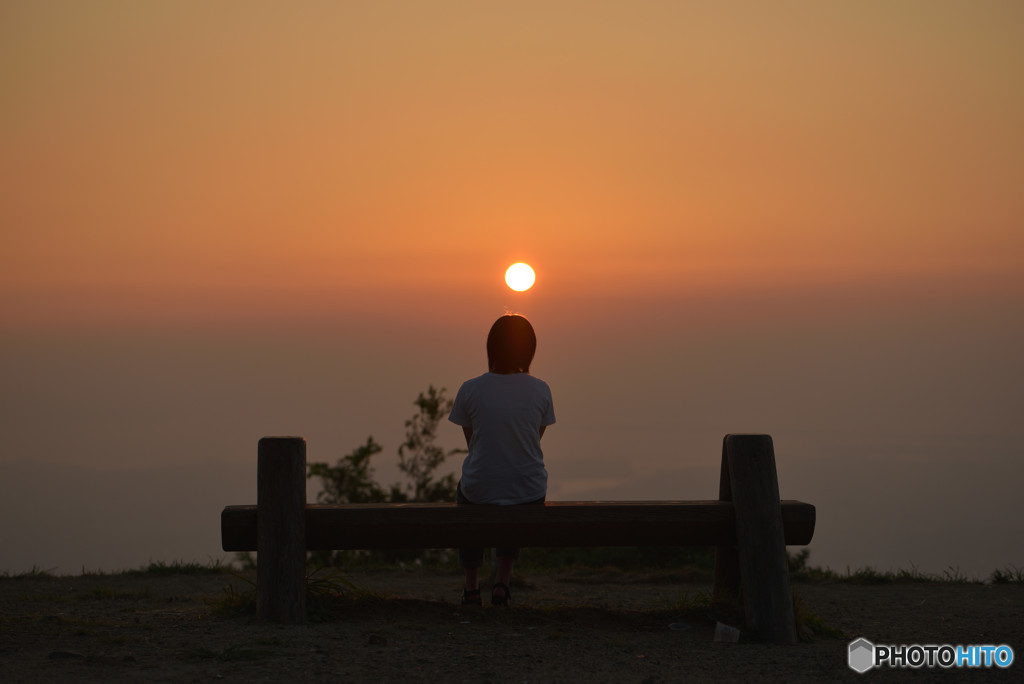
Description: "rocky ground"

(1, 566), (1021, 682)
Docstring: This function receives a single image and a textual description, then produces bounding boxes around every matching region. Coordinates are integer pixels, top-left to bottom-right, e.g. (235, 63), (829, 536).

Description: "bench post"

(713, 437), (741, 605)
(257, 436), (306, 623)
(714, 434), (797, 643)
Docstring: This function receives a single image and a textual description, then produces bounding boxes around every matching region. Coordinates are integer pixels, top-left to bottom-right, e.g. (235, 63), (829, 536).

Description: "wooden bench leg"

(715, 434), (797, 644)
(713, 435), (741, 606)
(257, 437), (307, 624)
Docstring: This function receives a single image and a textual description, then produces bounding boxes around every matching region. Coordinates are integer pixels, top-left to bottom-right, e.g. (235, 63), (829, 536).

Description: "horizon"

(2, 1), (1022, 577)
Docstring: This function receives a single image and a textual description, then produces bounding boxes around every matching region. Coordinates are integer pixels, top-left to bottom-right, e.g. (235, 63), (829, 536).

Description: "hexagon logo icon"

(848, 638), (875, 673)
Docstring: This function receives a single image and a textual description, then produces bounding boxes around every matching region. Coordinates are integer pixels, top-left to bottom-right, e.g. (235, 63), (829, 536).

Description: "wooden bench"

(221, 433), (816, 643)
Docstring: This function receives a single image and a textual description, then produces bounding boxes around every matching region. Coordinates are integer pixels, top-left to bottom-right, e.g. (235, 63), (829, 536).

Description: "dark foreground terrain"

(1, 567), (1021, 682)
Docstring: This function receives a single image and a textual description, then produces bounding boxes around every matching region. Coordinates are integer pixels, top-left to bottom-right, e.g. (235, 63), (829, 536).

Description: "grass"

(207, 576), (256, 616)
(1, 565), (57, 579)
(206, 564), (371, 620)
(304, 566), (374, 621)
(1, 559), (233, 581)
(5, 553), (1024, 587)
(128, 559), (232, 576)
(664, 589), (713, 616)
(786, 549), (995, 585)
(990, 565), (1024, 584)
(792, 593), (846, 640)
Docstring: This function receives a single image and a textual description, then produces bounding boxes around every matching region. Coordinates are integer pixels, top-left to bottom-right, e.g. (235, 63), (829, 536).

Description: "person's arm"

(462, 426), (472, 448)
(539, 425), (546, 439)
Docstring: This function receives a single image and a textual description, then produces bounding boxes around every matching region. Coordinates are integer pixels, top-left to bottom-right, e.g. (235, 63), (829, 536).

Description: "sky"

(2, 1), (1022, 576)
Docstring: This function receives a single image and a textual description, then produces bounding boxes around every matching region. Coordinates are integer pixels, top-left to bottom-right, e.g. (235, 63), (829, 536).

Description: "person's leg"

(462, 552), (482, 590)
(491, 549), (518, 605)
(491, 497), (543, 605)
(459, 547), (484, 605)
(493, 556), (514, 596)
(457, 481), (483, 604)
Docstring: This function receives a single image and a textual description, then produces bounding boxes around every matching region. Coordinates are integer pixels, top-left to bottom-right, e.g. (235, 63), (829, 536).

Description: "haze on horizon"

(1, 1), (1022, 576)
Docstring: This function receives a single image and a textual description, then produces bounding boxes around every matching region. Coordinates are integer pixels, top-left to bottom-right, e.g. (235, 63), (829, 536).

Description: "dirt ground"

(1, 567), (1020, 683)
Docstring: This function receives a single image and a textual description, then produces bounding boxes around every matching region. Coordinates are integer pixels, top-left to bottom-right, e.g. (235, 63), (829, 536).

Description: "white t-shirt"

(448, 372), (555, 505)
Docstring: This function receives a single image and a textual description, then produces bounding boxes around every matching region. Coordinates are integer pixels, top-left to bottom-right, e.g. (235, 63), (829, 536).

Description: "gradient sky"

(2, 1), (1022, 575)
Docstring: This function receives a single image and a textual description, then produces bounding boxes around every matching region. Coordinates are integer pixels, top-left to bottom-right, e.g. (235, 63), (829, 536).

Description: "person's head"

(486, 314), (537, 374)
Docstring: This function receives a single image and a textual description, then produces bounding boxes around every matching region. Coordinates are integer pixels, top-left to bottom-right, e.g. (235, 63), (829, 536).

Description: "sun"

(504, 263), (536, 292)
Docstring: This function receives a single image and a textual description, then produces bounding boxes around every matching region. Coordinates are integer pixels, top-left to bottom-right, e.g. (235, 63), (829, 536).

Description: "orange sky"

(3, 1), (1022, 330)
(2, 2), (1024, 575)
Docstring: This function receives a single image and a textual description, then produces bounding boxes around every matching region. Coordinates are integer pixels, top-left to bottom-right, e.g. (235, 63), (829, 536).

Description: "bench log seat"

(222, 500), (815, 551)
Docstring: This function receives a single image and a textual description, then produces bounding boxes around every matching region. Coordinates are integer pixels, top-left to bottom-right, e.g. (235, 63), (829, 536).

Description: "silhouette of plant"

(307, 437), (388, 504)
(391, 385), (463, 503)
(307, 386), (462, 506)
(304, 385), (464, 566)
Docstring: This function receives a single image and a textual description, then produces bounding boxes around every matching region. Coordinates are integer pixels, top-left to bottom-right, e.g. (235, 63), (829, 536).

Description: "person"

(448, 314), (555, 606)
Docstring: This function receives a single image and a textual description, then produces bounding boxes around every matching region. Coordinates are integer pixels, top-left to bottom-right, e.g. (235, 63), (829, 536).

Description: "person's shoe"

(461, 588), (482, 606)
(491, 582), (511, 607)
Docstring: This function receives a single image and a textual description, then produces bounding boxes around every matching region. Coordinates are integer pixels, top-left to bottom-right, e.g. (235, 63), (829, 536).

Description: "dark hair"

(486, 314), (537, 374)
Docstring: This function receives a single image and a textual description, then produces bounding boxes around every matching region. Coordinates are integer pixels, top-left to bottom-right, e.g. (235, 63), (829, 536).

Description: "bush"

(306, 385), (464, 567)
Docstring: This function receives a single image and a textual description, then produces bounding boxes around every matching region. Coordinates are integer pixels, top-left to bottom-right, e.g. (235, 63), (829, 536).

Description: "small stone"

(49, 650), (85, 660)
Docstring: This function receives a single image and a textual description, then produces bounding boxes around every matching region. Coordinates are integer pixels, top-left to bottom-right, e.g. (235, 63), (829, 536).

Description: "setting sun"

(504, 263), (536, 292)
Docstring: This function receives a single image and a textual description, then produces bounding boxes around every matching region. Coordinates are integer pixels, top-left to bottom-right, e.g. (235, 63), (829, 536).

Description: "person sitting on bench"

(448, 314), (556, 606)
